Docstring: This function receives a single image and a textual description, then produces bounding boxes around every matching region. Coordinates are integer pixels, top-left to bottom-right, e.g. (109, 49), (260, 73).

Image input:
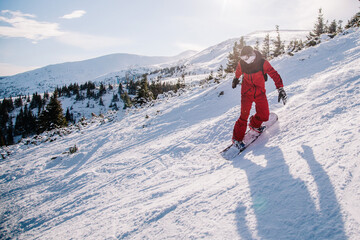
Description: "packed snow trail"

(1, 28), (360, 239)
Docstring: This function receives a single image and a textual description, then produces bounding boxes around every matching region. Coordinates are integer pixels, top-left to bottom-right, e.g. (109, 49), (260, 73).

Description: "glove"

(278, 87), (287, 105)
(232, 77), (240, 89)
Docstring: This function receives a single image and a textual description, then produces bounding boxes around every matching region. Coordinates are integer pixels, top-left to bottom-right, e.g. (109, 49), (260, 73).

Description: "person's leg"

(233, 95), (253, 142)
(249, 93), (269, 128)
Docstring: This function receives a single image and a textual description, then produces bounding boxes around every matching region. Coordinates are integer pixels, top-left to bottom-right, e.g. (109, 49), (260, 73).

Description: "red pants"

(232, 93), (269, 142)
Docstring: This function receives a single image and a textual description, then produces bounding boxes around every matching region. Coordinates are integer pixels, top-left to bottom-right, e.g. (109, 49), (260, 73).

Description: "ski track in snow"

(1, 28), (360, 239)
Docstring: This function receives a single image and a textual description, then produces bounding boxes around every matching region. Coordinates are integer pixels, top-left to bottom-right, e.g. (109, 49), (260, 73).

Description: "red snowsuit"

(232, 51), (283, 142)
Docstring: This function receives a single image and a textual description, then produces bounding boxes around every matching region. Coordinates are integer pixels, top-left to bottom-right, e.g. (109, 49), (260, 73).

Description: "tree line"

(0, 74), (186, 146)
(0, 91), (68, 146)
(225, 8), (360, 73)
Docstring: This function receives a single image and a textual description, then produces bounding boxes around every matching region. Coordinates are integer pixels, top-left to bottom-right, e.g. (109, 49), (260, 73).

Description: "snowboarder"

(231, 46), (287, 150)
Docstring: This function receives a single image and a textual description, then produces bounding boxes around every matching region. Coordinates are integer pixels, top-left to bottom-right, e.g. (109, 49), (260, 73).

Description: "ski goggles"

(240, 53), (256, 64)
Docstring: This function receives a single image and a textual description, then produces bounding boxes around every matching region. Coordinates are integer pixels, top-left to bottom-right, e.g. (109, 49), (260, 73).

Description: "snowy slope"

(1, 28), (360, 239)
(0, 51), (197, 99)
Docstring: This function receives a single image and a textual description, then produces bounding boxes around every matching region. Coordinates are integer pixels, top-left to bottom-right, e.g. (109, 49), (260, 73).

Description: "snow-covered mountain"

(0, 50), (198, 99)
(0, 30), (308, 99)
(1, 27), (360, 239)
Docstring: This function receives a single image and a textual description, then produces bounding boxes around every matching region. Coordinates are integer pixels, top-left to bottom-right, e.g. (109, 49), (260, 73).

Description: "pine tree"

(225, 42), (240, 73)
(6, 121), (14, 145)
(328, 20), (337, 35)
(112, 93), (120, 102)
(38, 92), (67, 132)
(225, 37), (246, 73)
(261, 33), (271, 59)
(65, 108), (74, 123)
(121, 92), (132, 109)
(99, 83), (106, 96)
(0, 130), (5, 147)
(15, 107), (25, 136)
(313, 8), (325, 37)
(99, 97), (104, 106)
(135, 74), (153, 105)
(254, 39), (260, 51)
(24, 105), (37, 135)
(337, 20), (343, 33)
(216, 65), (224, 83)
(238, 36), (246, 50)
(272, 25), (285, 58)
(118, 83), (124, 94)
(14, 96), (23, 108)
(345, 11), (360, 28)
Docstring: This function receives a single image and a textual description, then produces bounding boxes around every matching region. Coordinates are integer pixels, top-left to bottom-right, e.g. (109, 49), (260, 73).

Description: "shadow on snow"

(232, 139), (346, 240)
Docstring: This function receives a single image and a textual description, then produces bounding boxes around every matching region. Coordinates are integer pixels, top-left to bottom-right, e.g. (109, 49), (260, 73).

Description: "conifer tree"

(65, 108), (74, 123)
(272, 25), (285, 58)
(135, 74), (153, 105)
(216, 65), (224, 83)
(99, 97), (104, 106)
(24, 105), (37, 135)
(345, 11), (360, 28)
(118, 83), (124, 94)
(14, 96), (23, 108)
(254, 39), (260, 51)
(0, 130), (5, 146)
(312, 8), (325, 37)
(261, 33), (271, 59)
(6, 121), (14, 145)
(225, 42), (240, 73)
(337, 20), (343, 33)
(121, 92), (132, 109)
(38, 91), (67, 132)
(15, 107), (25, 135)
(225, 37), (246, 73)
(328, 20), (337, 35)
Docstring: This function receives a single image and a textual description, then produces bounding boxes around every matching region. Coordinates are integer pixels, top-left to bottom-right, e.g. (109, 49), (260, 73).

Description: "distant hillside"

(0, 51), (197, 98)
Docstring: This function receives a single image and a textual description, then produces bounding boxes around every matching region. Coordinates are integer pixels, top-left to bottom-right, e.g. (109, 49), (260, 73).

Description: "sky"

(0, 0), (358, 76)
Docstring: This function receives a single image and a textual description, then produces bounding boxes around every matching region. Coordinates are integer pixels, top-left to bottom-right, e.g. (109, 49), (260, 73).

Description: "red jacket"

(235, 53), (283, 97)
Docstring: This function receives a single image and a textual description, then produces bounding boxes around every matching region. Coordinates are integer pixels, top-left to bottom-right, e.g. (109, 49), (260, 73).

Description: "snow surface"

(1, 28), (360, 239)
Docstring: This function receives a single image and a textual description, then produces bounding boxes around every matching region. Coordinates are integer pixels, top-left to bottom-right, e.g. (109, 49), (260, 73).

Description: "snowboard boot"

(249, 125), (265, 134)
(233, 140), (245, 150)
(249, 115), (265, 134)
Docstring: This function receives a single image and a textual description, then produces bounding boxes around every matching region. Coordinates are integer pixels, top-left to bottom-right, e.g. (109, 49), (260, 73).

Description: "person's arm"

(263, 60), (283, 89)
(263, 60), (287, 104)
(232, 62), (242, 88)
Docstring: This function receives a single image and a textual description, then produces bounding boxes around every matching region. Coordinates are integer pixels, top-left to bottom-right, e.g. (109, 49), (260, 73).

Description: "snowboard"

(220, 112), (278, 160)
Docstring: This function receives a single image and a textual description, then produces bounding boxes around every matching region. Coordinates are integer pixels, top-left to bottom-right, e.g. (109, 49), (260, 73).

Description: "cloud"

(0, 10), (127, 50)
(60, 10), (86, 19)
(0, 10), (64, 42)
